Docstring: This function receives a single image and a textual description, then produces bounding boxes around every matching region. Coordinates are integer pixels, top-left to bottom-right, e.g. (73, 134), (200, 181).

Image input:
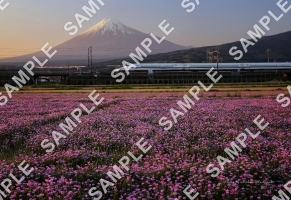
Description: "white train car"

(118, 62), (291, 74)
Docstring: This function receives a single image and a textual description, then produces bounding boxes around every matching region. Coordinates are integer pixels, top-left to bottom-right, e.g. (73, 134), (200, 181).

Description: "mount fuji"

(2, 19), (190, 65)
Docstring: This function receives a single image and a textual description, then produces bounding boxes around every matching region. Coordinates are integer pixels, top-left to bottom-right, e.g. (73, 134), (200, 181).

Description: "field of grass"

(1, 82), (290, 94)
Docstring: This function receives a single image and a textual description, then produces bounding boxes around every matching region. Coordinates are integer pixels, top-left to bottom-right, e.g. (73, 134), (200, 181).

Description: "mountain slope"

(94, 30), (291, 71)
(1, 19), (188, 65)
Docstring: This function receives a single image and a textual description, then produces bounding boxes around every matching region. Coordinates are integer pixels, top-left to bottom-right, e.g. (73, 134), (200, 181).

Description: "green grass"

(0, 82), (290, 93)
(25, 83), (133, 90)
(28, 84), (82, 90)
(17, 81), (291, 90)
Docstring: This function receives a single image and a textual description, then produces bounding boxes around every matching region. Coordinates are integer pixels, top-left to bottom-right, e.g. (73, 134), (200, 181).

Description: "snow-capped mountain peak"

(2, 18), (188, 63)
(81, 18), (136, 36)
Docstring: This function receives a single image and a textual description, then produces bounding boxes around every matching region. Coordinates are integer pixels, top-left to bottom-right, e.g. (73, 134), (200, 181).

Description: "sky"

(0, 0), (291, 59)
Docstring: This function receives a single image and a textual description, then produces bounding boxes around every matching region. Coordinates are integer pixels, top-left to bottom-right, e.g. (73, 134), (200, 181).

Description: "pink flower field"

(0, 92), (290, 200)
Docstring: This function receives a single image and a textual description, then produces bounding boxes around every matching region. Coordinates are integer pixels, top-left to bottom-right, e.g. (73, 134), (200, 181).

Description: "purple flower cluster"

(0, 92), (290, 199)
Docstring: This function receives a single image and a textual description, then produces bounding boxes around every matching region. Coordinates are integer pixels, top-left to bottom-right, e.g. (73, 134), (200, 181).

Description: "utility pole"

(67, 61), (70, 75)
(90, 46), (93, 72)
(67, 61), (70, 84)
(215, 46), (220, 71)
(267, 49), (271, 63)
(216, 52), (219, 72)
(88, 48), (90, 70)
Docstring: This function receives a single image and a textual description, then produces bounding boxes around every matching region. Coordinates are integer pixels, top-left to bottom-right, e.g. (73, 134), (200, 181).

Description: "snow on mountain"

(81, 18), (136, 36)
(1, 19), (189, 64)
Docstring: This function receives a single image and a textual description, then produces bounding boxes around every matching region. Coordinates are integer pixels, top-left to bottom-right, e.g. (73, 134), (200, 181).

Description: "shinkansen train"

(118, 62), (291, 74)
(40, 62), (290, 85)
